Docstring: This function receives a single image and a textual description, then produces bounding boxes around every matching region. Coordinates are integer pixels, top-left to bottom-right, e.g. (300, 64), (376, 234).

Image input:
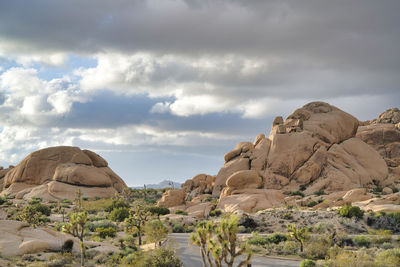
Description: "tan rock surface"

(305, 138), (388, 194)
(0, 220), (79, 256)
(250, 137), (271, 171)
(221, 170), (262, 196)
(53, 163), (112, 187)
(212, 157), (249, 196)
(288, 102), (359, 144)
(185, 202), (214, 218)
(218, 189), (284, 214)
(1, 146), (127, 199)
(267, 131), (321, 178)
(157, 189), (186, 208)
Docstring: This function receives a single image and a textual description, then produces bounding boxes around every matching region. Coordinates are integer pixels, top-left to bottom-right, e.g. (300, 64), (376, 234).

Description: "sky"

(0, 0), (399, 186)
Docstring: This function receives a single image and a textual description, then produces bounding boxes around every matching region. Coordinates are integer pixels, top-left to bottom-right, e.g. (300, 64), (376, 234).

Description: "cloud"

(0, 67), (88, 126)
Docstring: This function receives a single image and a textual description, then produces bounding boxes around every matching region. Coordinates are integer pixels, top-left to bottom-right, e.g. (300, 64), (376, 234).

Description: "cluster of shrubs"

(367, 211), (400, 233)
(248, 232), (287, 246)
(337, 204), (364, 219)
(96, 227), (117, 238)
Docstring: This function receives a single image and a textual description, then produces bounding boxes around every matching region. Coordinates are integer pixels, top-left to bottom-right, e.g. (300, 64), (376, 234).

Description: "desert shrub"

(86, 220), (116, 232)
(314, 190), (326, 196)
(174, 210), (188, 215)
(131, 247), (182, 267)
(374, 186), (383, 193)
(105, 199), (130, 212)
(124, 235), (139, 250)
(369, 228), (392, 244)
(248, 233), (269, 246)
(146, 206), (170, 217)
(291, 191), (305, 197)
(381, 242), (394, 249)
(0, 196), (6, 205)
(28, 197), (42, 205)
(248, 232), (286, 246)
(109, 207), (130, 222)
(392, 188), (399, 193)
(337, 204), (364, 219)
(368, 211), (400, 233)
(300, 259), (316, 267)
(305, 235), (330, 259)
(281, 212), (293, 220)
(172, 224), (185, 233)
(375, 248), (400, 266)
(96, 227), (117, 238)
(282, 240), (298, 255)
(325, 247), (374, 267)
(31, 203), (51, 216)
(353, 236), (371, 248)
(209, 209), (222, 217)
(307, 201), (318, 207)
(268, 233), (287, 244)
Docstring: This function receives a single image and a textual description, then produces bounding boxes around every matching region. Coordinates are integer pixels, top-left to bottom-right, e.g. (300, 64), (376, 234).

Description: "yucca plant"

(190, 215), (253, 267)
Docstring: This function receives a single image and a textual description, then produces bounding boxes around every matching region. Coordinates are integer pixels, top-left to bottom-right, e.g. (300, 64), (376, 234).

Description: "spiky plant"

(287, 224), (309, 252)
(62, 211), (88, 266)
(190, 215), (253, 267)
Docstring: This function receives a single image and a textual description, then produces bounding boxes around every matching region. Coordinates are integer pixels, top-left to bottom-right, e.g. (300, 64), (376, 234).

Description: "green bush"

(300, 259), (316, 267)
(375, 248), (400, 266)
(105, 199), (130, 212)
(175, 210), (188, 215)
(86, 220), (117, 232)
(129, 247), (182, 267)
(209, 209), (222, 217)
(109, 207), (130, 222)
(353, 236), (371, 248)
(32, 203), (51, 216)
(28, 197), (42, 205)
(304, 235), (330, 260)
(314, 190), (326, 196)
(172, 224), (185, 233)
(307, 201), (318, 207)
(96, 227), (117, 238)
(337, 204), (364, 219)
(0, 196), (6, 205)
(392, 188), (399, 193)
(291, 191), (305, 197)
(146, 206), (170, 216)
(248, 232), (287, 246)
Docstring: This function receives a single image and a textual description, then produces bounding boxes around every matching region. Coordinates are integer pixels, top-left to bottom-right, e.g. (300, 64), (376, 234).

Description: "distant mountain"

(131, 180), (182, 189)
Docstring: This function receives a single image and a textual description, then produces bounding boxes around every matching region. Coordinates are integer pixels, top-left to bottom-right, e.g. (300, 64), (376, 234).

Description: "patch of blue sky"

(35, 53), (97, 81)
(0, 56), (17, 73)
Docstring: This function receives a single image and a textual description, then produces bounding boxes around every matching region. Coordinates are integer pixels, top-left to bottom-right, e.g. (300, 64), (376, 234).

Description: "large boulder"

(218, 189), (284, 214)
(305, 138), (388, 194)
(221, 170), (262, 197)
(212, 157), (250, 196)
(157, 189), (186, 208)
(1, 146), (127, 200)
(286, 102), (359, 144)
(267, 131), (322, 178)
(0, 220), (79, 256)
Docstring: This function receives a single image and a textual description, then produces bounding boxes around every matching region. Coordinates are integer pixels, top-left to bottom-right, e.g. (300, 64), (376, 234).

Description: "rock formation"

(0, 146), (127, 201)
(161, 101), (400, 215)
(0, 220), (80, 256)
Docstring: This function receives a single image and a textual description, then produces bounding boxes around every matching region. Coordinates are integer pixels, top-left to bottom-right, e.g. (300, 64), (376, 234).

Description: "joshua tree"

(144, 219), (169, 248)
(124, 201), (152, 246)
(74, 189), (83, 211)
(191, 215), (253, 267)
(62, 211), (88, 266)
(287, 224), (309, 252)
